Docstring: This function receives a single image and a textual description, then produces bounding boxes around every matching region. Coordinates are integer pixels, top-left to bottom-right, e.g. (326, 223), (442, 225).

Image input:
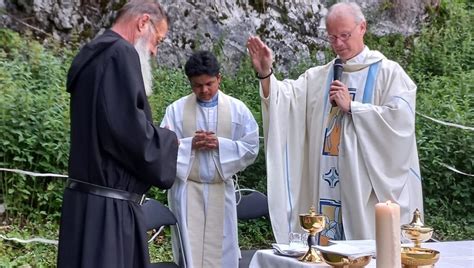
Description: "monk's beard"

(134, 36), (153, 96)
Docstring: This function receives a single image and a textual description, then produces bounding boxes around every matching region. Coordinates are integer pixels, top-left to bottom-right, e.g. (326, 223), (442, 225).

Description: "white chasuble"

(319, 55), (382, 244)
(261, 47), (424, 244)
(161, 91), (259, 268)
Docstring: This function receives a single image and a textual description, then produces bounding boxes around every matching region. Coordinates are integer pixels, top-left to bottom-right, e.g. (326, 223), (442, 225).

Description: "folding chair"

(235, 189), (269, 268)
(142, 198), (187, 268)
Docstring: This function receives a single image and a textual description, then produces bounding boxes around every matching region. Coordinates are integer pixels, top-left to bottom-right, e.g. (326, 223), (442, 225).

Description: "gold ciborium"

(401, 209), (434, 248)
(298, 206), (326, 263)
(400, 209), (439, 268)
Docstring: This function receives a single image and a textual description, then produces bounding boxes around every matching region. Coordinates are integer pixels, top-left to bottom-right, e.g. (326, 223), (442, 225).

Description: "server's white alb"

(162, 91), (259, 268)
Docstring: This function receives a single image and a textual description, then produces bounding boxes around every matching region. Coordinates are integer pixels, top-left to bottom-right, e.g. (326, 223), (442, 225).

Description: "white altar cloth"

(249, 241), (474, 268)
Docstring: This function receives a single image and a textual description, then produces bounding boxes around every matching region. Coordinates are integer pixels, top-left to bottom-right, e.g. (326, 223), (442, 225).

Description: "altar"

(249, 241), (474, 268)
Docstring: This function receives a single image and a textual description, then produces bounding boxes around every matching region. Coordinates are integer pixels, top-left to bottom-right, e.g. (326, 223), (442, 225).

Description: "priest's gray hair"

(326, 2), (366, 25)
(115, 0), (169, 25)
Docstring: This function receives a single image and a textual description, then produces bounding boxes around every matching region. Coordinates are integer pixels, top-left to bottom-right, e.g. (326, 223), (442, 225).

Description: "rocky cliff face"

(1, 0), (436, 74)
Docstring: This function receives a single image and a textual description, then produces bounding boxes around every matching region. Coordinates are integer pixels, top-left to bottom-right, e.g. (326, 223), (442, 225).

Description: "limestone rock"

(0, 0), (437, 74)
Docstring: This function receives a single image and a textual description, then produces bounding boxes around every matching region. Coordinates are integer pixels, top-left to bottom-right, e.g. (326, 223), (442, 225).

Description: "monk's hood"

(66, 30), (123, 93)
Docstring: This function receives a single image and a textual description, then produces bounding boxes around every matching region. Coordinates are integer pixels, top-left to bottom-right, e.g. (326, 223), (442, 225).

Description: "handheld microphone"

(331, 59), (344, 106)
(333, 58), (343, 81)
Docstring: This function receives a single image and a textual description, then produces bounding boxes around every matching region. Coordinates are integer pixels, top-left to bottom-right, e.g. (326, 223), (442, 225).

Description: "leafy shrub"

(415, 71), (473, 237)
(0, 223), (58, 267)
(0, 30), (70, 225)
(408, 0), (473, 79)
(407, 1), (473, 238)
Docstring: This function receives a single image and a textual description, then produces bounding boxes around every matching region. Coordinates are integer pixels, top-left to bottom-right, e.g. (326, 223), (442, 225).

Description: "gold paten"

(401, 246), (440, 268)
(298, 206), (326, 263)
(319, 252), (372, 268)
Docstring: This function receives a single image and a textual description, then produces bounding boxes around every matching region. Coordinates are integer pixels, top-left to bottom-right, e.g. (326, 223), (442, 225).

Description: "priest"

(161, 51), (259, 268)
(247, 2), (423, 244)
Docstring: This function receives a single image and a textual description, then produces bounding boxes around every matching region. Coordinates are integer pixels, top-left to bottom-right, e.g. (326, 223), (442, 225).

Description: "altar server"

(161, 51), (259, 268)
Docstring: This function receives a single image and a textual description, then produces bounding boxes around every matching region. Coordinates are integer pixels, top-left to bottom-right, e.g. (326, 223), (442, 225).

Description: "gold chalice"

(298, 206), (326, 263)
(400, 209), (439, 268)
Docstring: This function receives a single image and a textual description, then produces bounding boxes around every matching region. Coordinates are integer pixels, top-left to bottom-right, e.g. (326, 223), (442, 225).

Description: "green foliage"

(364, 32), (413, 67)
(148, 228), (175, 263)
(238, 218), (274, 249)
(427, 215), (474, 241)
(415, 72), (473, 236)
(406, 1), (473, 239)
(147, 67), (190, 121)
(0, 223), (58, 267)
(0, 29), (70, 226)
(408, 0), (473, 79)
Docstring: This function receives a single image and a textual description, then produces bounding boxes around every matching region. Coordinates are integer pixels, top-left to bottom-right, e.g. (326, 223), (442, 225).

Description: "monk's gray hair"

(115, 0), (169, 25)
(326, 2), (366, 25)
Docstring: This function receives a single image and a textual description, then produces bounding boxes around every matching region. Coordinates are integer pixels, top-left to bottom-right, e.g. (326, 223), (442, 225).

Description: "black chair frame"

(142, 198), (187, 268)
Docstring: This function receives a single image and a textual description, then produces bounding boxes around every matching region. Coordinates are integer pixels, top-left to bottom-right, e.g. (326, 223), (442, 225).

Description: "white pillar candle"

(375, 200), (401, 268)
